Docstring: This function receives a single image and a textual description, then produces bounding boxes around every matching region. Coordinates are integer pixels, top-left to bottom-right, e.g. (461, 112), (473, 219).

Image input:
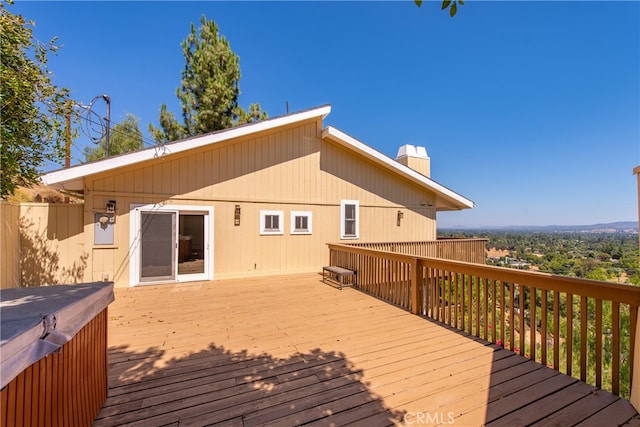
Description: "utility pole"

(64, 100), (72, 203)
(102, 94), (111, 157)
(65, 100), (71, 169)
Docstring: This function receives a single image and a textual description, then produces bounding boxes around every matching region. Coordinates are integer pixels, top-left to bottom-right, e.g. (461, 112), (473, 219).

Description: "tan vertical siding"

(1, 201), (21, 288)
(84, 118), (440, 286)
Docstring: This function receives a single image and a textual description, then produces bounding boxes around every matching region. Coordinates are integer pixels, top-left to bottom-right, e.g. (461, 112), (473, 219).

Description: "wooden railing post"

(411, 257), (419, 315)
(630, 308), (640, 410)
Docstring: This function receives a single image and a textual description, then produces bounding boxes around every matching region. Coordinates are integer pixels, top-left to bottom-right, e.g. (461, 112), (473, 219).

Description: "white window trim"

(290, 211), (313, 235)
(260, 210), (284, 235)
(340, 200), (359, 240)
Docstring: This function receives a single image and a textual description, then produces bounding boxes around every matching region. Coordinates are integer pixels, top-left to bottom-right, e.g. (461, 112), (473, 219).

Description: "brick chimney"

(396, 144), (430, 178)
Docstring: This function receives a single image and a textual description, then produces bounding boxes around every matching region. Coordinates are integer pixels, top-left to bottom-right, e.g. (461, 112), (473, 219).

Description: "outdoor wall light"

(97, 214), (113, 229)
(234, 205), (241, 226)
(397, 210), (404, 226)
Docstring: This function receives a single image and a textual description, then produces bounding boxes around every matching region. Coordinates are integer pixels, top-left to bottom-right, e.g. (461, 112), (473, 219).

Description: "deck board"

(96, 273), (638, 426)
(487, 380), (594, 427)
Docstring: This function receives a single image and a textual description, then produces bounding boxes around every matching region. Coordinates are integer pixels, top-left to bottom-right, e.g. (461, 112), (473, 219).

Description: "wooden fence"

(0, 202), (86, 288)
(0, 202), (20, 289)
(328, 243), (640, 400)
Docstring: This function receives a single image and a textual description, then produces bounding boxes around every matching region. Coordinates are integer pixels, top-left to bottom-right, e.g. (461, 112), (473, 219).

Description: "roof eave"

(321, 126), (474, 211)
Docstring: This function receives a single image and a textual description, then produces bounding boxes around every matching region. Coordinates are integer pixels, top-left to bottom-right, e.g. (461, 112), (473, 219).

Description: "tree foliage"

(440, 230), (640, 284)
(150, 15), (267, 144)
(0, 0), (71, 197)
(84, 113), (144, 162)
(414, 0), (464, 18)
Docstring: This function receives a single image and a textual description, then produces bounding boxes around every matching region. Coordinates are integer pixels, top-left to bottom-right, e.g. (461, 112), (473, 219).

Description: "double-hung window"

(340, 200), (359, 239)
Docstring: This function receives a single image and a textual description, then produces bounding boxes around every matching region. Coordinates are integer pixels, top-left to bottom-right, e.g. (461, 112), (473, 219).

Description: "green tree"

(83, 113), (144, 162)
(150, 15), (267, 143)
(237, 102), (268, 125)
(586, 267), (608, 281)
(415, 0), (464, 18)
(0, 1), (71, 197)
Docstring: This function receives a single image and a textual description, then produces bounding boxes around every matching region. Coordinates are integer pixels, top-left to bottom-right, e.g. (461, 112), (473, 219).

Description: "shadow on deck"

(96, 273), (640, 426)
(96, 344), (404, 426)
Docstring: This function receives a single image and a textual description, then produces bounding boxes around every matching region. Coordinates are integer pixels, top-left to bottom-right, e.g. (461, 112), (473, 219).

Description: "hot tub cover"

(0, 282), (114, 389)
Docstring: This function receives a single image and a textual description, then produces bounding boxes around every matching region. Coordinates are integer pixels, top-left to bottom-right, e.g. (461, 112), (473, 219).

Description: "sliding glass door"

(140, 212), (176, 282)
(131, 205), (213, 286)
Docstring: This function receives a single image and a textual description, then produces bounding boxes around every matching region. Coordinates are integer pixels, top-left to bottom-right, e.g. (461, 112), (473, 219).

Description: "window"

(290, 211), (312, 235)
(340, 200), (359, 239)
(260, 210), (284, 235)
(265, 215), (280, 230)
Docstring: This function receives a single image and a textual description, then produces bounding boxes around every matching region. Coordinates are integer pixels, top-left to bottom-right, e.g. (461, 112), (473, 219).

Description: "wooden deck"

(96, 273), (640, 426)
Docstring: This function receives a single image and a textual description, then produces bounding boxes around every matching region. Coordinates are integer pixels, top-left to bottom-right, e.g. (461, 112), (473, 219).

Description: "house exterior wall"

(83, 118), (439, 287)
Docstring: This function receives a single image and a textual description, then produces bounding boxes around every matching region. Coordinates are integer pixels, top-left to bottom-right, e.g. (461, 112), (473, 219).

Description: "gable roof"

(321, 127), (474, 211)
(41, 104), (474, 211)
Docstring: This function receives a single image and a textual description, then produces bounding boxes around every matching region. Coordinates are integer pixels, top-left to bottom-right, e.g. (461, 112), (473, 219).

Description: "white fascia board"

(321, 126), (474, 210)
(41, 105), (332, 190)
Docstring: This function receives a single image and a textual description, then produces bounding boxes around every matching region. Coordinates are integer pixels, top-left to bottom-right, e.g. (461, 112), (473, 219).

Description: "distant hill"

(442, 221), (638, 233)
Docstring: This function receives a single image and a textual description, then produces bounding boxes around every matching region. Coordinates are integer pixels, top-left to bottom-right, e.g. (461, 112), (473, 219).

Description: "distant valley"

(439, 221), (640, 285)
(442, 221), (638, 233)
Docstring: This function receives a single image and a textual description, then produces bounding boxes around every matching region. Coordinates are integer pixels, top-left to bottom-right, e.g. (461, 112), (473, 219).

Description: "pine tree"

(149, 15), (266, 143)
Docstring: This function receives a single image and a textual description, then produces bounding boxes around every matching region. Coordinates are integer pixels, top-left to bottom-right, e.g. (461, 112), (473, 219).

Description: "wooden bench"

(322, 266), (356, 290)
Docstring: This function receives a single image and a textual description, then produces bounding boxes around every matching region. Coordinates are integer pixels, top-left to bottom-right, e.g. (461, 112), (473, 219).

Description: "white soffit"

(321, 126), (474, 211)
(41, 105), (332, 191)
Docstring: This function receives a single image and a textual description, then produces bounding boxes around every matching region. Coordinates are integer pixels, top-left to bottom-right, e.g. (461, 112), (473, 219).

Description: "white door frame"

(129, 203), (214, 286)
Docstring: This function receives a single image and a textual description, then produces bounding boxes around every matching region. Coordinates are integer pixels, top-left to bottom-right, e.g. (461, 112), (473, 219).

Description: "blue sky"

(13, 1), (640, 228)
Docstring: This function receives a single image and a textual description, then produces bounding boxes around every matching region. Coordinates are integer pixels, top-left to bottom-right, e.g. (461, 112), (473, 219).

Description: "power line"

(78, 112), (159, 149)
(63, 113), (160, 166)
(70, 141), (85, 160)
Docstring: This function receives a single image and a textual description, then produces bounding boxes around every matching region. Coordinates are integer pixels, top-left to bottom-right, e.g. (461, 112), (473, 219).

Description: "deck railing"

(345, 238), (488, 264)
(327, 243), (640, 401)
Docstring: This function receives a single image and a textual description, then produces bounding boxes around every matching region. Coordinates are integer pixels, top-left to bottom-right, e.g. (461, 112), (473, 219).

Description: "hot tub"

(0, 282), (114, 426)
